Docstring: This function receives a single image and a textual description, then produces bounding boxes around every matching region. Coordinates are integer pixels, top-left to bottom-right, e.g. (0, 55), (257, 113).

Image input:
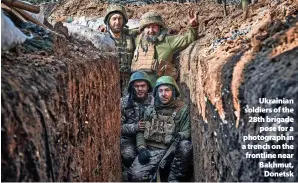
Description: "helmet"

(154, 76), (180, 97)
(139, 12), (166, 31)
(128, 71), (153, 93)
(104, 4), (128, 25)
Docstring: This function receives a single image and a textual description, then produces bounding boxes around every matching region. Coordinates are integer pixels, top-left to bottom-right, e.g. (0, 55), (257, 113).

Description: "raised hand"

(98, 25), (107, 32)
(189, 9), (198, 27)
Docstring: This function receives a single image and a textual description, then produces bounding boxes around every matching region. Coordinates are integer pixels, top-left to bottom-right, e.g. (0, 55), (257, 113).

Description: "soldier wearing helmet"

(131, 10), (198, 86)
(120, 71), (154, 181)
(130, 76), (192, 182)
(104, 4), (135, 96)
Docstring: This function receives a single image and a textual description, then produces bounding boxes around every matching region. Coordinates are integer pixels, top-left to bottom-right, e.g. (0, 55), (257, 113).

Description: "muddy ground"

(2, 0), (298, 181)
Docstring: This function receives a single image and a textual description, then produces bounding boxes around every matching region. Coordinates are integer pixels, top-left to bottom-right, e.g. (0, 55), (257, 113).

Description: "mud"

(1, 30), (122, 181)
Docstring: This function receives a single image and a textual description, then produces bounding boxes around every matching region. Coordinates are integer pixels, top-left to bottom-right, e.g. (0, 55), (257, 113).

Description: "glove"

(138, 148), (150, 165)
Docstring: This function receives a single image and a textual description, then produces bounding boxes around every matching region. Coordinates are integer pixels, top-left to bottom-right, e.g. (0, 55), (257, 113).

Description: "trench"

(2, 0), (298, 182)
(2, 38), (298, 182)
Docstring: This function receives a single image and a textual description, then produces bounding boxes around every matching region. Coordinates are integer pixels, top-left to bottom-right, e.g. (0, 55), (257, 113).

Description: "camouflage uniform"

(120, 71), (154, 181)
(130, 76), (192, 182)
(131, 12), (198, 86)
(104, 5), (135, 96)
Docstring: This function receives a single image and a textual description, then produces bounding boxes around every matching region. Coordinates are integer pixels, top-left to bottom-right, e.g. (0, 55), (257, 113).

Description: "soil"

(1, 25), (122, 181)
(2, 0), (298, 181)
(178, 0), (298, 181)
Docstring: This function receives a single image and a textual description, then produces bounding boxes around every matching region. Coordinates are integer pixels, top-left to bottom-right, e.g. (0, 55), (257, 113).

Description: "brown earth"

(50, 0), (239, 34)
(178, 0), (298, 181)
(1, 31), (122, 181)
(2, 0), (298, 181)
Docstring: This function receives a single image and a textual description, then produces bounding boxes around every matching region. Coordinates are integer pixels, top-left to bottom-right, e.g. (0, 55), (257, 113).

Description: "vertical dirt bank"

(1, 35), (122, 181)
(179, 1), (298, 181)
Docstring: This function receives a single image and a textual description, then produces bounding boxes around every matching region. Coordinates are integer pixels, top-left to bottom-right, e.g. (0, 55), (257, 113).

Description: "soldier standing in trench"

(130, 76), (192, 182)
(104, 4), (135, 96)
(120, 71), (154, 181)
(131, 10), (199, 86)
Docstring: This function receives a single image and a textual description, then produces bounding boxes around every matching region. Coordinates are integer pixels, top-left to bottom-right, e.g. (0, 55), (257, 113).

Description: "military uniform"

(111, 34), (134, 96)
(120, 71), (154, 181)
(131, 12), (198, 86)
(104, 5), (135, 96)
(130, 76), (192, 182)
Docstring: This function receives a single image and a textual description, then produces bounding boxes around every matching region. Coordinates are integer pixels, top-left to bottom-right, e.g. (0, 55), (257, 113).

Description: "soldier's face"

(133, 81), (149, 99)
(158, 85), (173, 104)
(144, 24), (160, 43)
(109, 13), (124, 33)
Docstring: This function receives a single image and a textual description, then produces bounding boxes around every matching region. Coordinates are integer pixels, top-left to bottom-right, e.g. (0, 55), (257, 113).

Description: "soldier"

(131, 10), (199, 86)
(130, 76), (192, 182)
(120, 71), (154, 181)
(104, 4), (135, 96)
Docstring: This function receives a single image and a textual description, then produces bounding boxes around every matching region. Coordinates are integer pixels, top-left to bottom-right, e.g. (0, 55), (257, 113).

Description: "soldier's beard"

(145, 35), (158, 43)
(110, 26), (122, 34)
(143, 31), (160, 44)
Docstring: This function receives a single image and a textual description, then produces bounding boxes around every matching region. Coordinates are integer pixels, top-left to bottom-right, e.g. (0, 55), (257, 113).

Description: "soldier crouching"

(120, 71), (154, 181)
(130, 76), (193, 182)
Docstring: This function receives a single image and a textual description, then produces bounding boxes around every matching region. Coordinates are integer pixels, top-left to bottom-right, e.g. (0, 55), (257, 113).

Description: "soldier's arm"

(177, 105), (191, 140)
(121, 98), (139, 135)
(136, 132), (145, 149)
(136, 106), (152, 148)
(167, 26), (198, 52)
(121, 121), (139, 135)
(167, 9), (198, 52)
(123, 27), (140, 38)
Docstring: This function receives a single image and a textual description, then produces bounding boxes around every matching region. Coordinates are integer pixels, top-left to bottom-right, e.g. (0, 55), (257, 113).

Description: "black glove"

(138, 148), (150, 165)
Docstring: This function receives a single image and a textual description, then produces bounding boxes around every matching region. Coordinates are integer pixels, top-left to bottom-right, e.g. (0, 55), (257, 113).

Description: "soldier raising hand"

(189, 9), (199, 27)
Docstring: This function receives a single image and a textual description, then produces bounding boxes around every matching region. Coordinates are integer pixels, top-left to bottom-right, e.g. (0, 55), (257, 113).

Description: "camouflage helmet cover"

(154, 76), (180, 97)
(128, 71), (153, 93)
(104, 4), (128, 25)
(139, 12), (166, 31)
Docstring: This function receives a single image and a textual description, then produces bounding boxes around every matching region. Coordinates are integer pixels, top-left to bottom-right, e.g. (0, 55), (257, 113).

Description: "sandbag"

(63, 23), (115, 52)
(1, 10), (28, 51)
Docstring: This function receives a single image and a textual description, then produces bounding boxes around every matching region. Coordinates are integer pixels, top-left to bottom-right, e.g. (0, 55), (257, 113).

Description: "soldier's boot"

(121, 138), (137, 168)
(121, 138), (137, 181)
(121, 146), (136, 168)
(168, 140), (193, 182)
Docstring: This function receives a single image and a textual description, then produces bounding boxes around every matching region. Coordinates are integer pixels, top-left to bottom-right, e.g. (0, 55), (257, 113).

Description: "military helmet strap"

(152, 107), (157, 120)
(133, 34), (143, 62)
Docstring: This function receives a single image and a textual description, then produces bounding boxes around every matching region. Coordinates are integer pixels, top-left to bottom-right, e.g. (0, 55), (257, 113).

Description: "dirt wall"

(178, 2), (298, 181)
(1, 35), (122, 181)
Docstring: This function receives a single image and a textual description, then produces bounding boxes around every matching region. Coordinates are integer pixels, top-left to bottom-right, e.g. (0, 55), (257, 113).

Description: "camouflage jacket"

(121, 94), (154, 138)
(109, 31), (135, 73)
(136, 100), (190, 148)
